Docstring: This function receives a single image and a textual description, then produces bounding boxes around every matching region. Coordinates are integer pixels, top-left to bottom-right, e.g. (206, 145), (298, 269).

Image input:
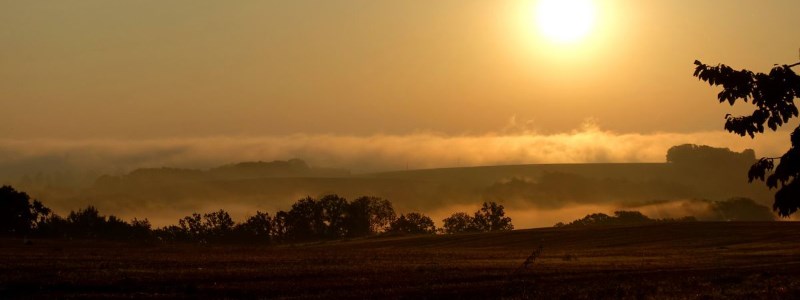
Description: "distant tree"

(472, 202), (514, 232)
(346, 196), (396, 237)
(104, 215), (133, 237)
(58, 205), (142, 240)
(28, 197), (52, 228)
(441, 212), (478, 234)
(389, 213), (436, 234)
(286, 197), (322, 240)
(711, 197), (776, 221)
(34, 213), (67, 237)
(129, 218), (152, 240)
(612, 211), (651, 224)
(693, 60), (800, 216)
(557, 211), (698, 227)
(567, 213), (610, 227)
(178, 213), (205, 241)
(156, 225), (187, 242)
(318, 195), (349, 238)
(272, 211), (289, 241)
(203, 209), (235, 241)
(235, 211), (273, 242)
(666, 144), (756, 169)
(0, 185), (51, 235)
(171, 210), (237, 242)
(66, 206), (106, 238)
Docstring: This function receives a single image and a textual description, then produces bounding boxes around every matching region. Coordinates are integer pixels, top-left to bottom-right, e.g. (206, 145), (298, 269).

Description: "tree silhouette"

(472, 202), (513, 232)
(346, 196), (395, 236)
(318, 195), (349, 238)
(272, 211), (289, 241)
(67, 206), (106, 238)
(61, 206), (144, 240)
(711, 197), (776, 221)
(611, 211), (651, 224)
(389, 213), (436, 234)
(235, 211), (273, 242)
(128, 218), (152, 240)
(0, 185), (49, 235)
(286, 196), (322, 240)
(178, 213), (205, 241)
(693, 60), (800, 216)
(441, 212), (478, 234)
(203, 210), (235, 242)
(666, 144), (756, 169)
(568, 213), (611, 226)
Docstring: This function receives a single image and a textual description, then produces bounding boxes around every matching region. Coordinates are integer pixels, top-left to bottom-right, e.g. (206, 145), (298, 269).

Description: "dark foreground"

(3, 222), (800, 299)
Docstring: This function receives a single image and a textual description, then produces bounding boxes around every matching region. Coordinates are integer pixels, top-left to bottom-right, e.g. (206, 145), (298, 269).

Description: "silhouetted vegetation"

(555, 211), (696, 228)
(3, 181), (774, 243)
(473, 201), (514, 231)
(388, 213), (436, 234)
(708, 197), (776, 221)
(442, 202), (513, 234)
(667, 144), (756, 172)
(3, 185), (520, 243)
(442, 212), (480, 234)
(556, 197), (775, 227)
(0, 185), (50, 236)
(153, 195), (400, 243)
(694, 60), (800, 216)
(0, 191), (154, 240)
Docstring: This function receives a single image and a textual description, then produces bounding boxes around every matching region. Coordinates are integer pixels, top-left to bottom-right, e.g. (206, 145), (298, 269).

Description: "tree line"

(553, 211), (697, 228)
(0, 185), (513, 244)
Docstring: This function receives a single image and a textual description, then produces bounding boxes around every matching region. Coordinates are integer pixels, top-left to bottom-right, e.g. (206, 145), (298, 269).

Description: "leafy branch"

(694, 60), (800, 216)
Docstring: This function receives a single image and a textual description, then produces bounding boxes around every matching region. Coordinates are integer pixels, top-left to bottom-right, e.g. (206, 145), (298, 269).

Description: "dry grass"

(2, 222), (800, 299)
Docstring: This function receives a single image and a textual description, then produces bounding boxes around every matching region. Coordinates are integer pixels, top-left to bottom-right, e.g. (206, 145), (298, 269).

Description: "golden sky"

(2, 0), (799, 141)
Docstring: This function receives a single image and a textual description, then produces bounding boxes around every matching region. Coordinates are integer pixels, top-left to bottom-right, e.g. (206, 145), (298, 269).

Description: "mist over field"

(0, 122), (790, 178)
(1, 127), (780, 228)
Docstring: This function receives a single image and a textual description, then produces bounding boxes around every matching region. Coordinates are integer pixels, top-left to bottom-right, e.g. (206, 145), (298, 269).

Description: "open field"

(3, 222), (800, 299)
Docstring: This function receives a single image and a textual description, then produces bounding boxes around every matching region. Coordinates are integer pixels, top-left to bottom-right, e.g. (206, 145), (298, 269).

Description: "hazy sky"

(2, 1), (800, 163)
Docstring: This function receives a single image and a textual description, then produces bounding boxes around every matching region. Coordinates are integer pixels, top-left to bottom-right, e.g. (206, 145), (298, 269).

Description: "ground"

(2, 222), (800, 299)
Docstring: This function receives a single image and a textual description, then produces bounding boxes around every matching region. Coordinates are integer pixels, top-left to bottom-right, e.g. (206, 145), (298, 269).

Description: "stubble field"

(2, 222), (800, 299)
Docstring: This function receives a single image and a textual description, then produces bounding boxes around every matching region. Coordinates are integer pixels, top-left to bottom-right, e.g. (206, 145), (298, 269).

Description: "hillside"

(16, 145), (776, 228)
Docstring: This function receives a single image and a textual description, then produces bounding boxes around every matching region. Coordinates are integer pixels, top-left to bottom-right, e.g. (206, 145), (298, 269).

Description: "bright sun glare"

(536, 0), (597, 44)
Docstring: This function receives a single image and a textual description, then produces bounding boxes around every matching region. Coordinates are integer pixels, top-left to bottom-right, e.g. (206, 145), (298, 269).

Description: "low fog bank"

(0, 124), (789, 228)
(507, 197), (776, 229)
(0, 123), (789, 183)
(7, 143), (782, 228)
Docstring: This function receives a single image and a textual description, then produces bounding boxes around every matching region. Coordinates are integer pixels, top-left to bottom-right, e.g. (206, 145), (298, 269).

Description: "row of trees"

(159, 195), (402, 243)
(0, 185), (514, 243)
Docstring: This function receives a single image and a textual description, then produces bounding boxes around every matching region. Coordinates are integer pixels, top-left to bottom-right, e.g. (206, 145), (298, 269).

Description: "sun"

(535, 0), (597, 44)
